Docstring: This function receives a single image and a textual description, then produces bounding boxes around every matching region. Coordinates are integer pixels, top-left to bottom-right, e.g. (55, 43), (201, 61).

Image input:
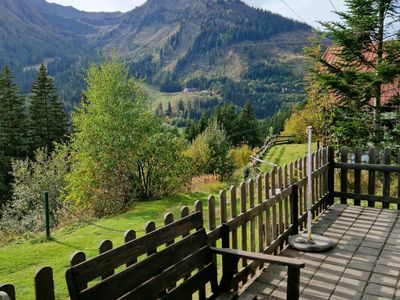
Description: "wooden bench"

(66, 211), (304, 300)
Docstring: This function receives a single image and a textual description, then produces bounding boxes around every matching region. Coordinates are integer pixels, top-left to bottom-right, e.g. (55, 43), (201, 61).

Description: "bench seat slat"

(70, 212), (203, 284)
(161, 263), (218, 300)
(211, 247), (305, 268)
(76, 229), (209, 300)
(119, 245), (214, 300)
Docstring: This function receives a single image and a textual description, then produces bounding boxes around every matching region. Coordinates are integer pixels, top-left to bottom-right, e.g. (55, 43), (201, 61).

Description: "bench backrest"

(66, 211), (219, 300)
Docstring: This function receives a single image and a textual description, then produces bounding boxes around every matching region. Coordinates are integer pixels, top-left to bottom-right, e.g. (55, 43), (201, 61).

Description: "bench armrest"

(210, 247), (305, 269)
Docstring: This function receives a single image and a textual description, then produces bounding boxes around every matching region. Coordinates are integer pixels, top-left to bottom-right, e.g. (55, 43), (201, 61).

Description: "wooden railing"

(206, 147), (330, 289)
(0, 147), (331, 299)
(332, 146), (400, 209)
(250, 134), (295, 167)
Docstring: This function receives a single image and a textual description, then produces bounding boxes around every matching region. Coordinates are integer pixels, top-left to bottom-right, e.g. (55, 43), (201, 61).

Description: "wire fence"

(54, 199), (146, 233)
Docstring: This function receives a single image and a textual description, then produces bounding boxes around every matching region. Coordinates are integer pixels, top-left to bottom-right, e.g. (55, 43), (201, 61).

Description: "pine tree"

(166, 101), (173, 117)
(0, 66), (29, 157)
(0, 150), (11, 208)
(197, 112), (208, 134)
(177, 99), (185, 113)
(238, 101), (261, 148)
(212, 103), (238, 145)
(185, 119), (198, 142)
(155, 102), (163, 116)
(30, 64), (67, 152)
(318, 0), (400, 146)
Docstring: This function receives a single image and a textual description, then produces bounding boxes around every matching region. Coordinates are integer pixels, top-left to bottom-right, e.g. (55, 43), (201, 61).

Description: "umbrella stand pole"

(288, 125), (334, 252)
(307, 126), (313, 242)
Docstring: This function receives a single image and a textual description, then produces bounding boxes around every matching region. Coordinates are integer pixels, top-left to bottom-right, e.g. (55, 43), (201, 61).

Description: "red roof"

(323, 46), (400, 106)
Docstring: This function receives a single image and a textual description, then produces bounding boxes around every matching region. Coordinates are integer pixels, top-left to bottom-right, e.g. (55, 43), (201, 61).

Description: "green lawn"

(142, 83), (220, 108)
(0, 192), (218, 299)
(258, 143), (317, 173)
(0, 144), (314, 299)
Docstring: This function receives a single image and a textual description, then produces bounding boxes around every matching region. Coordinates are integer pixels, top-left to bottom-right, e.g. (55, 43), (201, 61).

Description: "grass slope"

(0, 192), (216, 299)
(259, 143), (317, 173)
(143, 83), (219, 108)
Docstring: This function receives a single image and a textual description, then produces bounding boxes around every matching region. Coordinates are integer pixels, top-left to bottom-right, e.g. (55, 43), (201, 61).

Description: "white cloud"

(46, 0), (346, 28)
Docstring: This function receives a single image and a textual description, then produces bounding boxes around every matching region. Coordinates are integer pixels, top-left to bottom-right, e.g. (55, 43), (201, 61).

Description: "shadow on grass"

(110, 193), (208, 222)
(52, 237), (88, 251)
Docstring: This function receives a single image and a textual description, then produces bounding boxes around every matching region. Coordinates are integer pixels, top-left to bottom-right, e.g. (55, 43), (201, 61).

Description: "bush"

(0, 145), (69, 235)
(186, 122), (234, 180)
(228, 144), (254, 169)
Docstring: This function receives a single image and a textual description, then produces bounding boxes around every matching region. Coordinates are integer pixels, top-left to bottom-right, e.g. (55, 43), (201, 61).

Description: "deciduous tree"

(68, 60), (189, 216)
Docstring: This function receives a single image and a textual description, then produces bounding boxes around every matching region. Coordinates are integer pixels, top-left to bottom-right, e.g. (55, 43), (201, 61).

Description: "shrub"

(186, 122), (234, 180)
(0, 145), (69, 235)
(228, 144), (254, 169)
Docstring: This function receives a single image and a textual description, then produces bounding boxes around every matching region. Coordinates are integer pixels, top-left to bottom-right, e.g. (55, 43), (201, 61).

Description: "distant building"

(183, 88), (198, 93)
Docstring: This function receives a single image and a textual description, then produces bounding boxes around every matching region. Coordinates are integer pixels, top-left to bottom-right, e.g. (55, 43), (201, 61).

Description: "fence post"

(287, 267), (300, 300)
(219, 224), (239, 293)
(34, 266), (55, 300)
(327, 146), (335, 205)
(368, 147), (377, 207)
(383, 148), (391, 209)
(43, 192), (50, 239)
(354, 148), (362, 206)
(291, 183), (299, 235)
(0, 284), (15, 300)
(340, 147), (348, 205)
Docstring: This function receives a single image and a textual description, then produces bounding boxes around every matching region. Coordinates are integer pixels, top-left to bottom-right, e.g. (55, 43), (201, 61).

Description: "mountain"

(0, 0), (121, 67)
(0, 0), (314, 117)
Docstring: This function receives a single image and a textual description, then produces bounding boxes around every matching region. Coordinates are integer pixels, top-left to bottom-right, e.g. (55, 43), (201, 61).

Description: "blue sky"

(46, 0), (346, 29)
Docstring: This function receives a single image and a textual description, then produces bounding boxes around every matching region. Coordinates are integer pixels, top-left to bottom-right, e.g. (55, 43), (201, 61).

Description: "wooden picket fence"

(4, 145), (400, 299)
(333, 146), (400, 209)
(1, 147), (330, 299)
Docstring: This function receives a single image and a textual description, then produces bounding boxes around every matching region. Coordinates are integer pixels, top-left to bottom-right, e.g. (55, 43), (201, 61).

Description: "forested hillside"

(0, 0), (313, 116)
(0, 0), (122, 107)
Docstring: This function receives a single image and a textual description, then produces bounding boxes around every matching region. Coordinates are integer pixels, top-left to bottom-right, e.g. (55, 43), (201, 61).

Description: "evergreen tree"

(238, 100), (261, 147)
(166, 101), (172, 117)
(262, 106), (292, 137)
(185, 119), (198, 142)
(177, 99), (185, 113)
(30, 64), (67, 152)
(155, 102), (163, 116)
(0, 66), (29, 157)
(318, 0), (400, 147)
(197, 112), (208, 134)
(212, 103), (239, 145)
(0, 150), (11, 208)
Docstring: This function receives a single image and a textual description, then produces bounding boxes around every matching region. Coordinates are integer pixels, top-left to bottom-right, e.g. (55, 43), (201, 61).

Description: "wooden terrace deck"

(240, 204), (400, 300)
(3, 146), (400, 300)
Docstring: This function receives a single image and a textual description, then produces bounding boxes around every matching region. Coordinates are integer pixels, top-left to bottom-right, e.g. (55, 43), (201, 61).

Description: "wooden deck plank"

(240, 204), (400, 300)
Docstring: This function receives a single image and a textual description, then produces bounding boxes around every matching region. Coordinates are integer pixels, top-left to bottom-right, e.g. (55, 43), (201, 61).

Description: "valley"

(0, 0), (313, 117)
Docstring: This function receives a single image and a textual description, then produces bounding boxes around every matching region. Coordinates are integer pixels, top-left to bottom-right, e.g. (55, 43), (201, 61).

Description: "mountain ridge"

(0, 0), (314, 116)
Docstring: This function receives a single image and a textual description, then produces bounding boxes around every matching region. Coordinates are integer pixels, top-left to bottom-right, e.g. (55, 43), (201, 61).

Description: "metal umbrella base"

(289, 233), (334, 253)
